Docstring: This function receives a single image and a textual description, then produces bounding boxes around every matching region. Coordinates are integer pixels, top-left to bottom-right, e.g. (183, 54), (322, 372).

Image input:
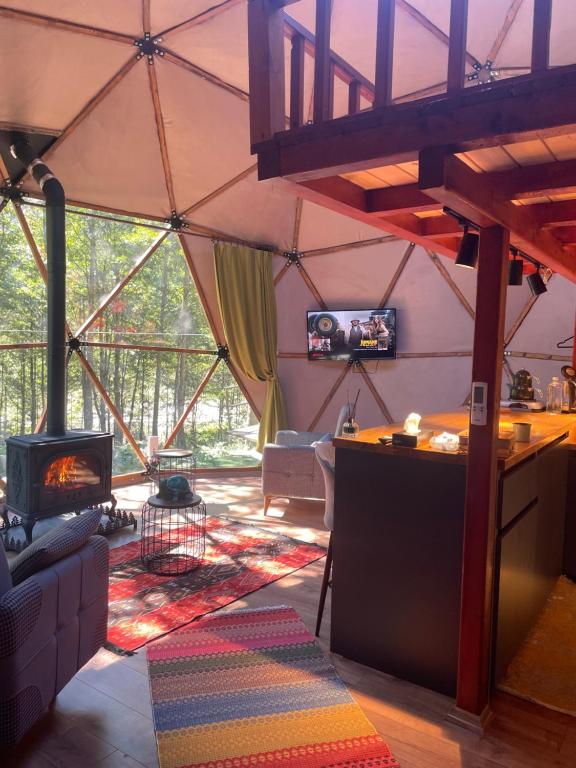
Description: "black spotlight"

(526, 265), (547, 296)
(508, 248), (523, 286)
(455, 226), (479, 268)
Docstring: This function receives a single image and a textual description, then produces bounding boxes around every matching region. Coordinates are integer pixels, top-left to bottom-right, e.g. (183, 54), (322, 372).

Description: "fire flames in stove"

(43, 455), (100, 490)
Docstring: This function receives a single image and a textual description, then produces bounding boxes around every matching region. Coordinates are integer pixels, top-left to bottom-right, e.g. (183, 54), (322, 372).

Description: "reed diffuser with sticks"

(342, 389), (361, 437)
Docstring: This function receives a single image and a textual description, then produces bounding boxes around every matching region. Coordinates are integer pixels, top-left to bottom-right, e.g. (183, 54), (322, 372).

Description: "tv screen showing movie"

(307, 308), (397, 361)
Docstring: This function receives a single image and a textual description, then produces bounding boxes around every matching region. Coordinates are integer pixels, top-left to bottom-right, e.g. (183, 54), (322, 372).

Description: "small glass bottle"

(342, 418), (360, 438)
(547, 376), (562, 415)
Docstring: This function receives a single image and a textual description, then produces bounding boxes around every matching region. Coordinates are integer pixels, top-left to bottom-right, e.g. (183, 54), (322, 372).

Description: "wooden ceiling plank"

(419, 149), (576, 281)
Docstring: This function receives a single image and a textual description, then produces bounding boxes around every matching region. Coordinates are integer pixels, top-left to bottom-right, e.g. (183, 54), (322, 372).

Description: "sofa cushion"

(9, 509), (102, 587)
(0, 535), (11, 596)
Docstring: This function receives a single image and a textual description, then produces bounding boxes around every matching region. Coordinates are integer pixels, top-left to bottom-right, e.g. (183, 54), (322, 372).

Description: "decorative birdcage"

(147, 448), (196, 495)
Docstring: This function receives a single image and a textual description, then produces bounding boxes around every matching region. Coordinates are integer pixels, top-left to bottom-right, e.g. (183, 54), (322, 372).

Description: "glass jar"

(342, 418), (360, 438)
(547, 376), (562, 415)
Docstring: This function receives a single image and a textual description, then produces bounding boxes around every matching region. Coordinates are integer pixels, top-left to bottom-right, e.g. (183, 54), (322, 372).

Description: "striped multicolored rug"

(147, 605), (399, 768)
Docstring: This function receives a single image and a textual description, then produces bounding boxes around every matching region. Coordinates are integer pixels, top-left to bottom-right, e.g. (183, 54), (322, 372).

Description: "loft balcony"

(248, 0), (576, 281)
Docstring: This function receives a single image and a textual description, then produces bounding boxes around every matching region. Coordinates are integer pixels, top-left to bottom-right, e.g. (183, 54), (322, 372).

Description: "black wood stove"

(3, 137), (114, 545)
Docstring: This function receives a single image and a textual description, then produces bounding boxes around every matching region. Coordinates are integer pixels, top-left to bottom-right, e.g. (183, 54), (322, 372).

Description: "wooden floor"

(4, 475), (576, 768)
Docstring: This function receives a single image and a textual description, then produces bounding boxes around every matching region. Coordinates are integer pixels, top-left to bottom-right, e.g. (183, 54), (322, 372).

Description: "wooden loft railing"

(248, 0), (558, 151)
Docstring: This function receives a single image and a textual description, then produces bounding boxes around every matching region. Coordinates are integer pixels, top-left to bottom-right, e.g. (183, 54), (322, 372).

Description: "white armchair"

(261, 405), (350, 514)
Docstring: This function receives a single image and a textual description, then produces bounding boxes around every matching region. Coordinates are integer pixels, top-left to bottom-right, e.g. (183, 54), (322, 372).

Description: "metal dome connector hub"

(166, 211), (188, 231)
(134, 33), (166, 64)
(285, 250), (303, 268)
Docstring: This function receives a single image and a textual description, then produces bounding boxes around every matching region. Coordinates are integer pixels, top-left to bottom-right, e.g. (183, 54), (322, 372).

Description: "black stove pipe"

(11, 136), (66, 436)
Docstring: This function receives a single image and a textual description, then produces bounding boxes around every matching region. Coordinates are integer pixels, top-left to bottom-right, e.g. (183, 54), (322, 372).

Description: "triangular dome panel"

(385, 246), (474, 352)
(187, 174), (298, 253)
(507, 274), (576, 354)
(372, 356), (473, 422)
(150, 0), (230, 36)
(0, 1), (141, 34)
(276, 260), (321, 352)
(167, 2), (249, 92)
(303, 240), (411, 308)
(35, 62), (171, 217)
(155, 58), (254, 213)
(0, 17), (133, 132)
(298, 199), (389, 252)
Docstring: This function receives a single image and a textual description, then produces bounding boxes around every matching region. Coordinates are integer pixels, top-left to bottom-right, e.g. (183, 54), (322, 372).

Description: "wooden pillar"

(247, 0), (286, 146)
(447, 0), (469, 92)
(313, 0), (333, 123)
(572, 311), (576, 368)
(531, 0), (552, 72)
(456, 225), (509, 717)
(290, 33), (306, 129)
(374, 0), (395, 106)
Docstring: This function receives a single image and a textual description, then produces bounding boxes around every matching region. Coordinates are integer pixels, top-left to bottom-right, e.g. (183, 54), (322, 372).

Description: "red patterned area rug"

(107, 517), (326, 653)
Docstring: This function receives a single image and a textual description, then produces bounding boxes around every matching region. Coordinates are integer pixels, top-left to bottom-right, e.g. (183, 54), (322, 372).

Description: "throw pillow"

(0, 535), (11, 596)
(9, 508), (102, 586)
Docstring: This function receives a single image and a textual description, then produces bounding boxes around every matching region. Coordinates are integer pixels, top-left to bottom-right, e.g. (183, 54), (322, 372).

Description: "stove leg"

(23, 518), (36, 546)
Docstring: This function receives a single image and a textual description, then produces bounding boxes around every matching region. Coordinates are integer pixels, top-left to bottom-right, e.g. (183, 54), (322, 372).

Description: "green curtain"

(213, 242), (287, 451)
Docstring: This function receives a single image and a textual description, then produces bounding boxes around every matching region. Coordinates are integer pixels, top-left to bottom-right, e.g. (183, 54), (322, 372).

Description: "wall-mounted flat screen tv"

(307, 308), (397, 361)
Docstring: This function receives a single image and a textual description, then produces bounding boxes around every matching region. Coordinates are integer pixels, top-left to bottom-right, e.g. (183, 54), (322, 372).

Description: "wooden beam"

(297, 177), (457, 259)
(374, 0), (395, 107)
(549, 226), (576, 245)
(255, 62), (576, 181)
(348, 81), (361, 115)
(531, 0), (552, 72)
(178, 232), (224, 346)
(447, 0), (468, 92)
(0, 5), (134, 44)
(358, 363), (393, 423)
(76, 232), (169, 337)
(308, 363), (352, 431)
(247, 0), (286, 144)
(313, 0), (333, 123)
(492, 158), (576, 199)
(528, 199), (576, 227)
(160, 0), (244, 38)
(457, 225), (509, 716)
(419, 149), (576, 281)
(181, 163), (258, 217)
(302, 234), (398, 258)
(290, 33), (306, 129)
(164, 358), (221, 447)
(487, 0), (524, 63)
(148, 62), (177, 212)
(378, 241), (415, 308)
(367, 184), (440, 215)
(163, 50), (249, 103)
(76, 351), (148, 467)
(426, 250), (475, 319)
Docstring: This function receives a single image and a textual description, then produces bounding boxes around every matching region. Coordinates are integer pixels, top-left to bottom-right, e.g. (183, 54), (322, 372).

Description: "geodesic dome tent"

(0, 0), (575, 477)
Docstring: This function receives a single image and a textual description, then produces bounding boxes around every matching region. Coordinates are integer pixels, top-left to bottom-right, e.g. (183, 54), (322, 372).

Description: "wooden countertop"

(333, 408), (576, 471)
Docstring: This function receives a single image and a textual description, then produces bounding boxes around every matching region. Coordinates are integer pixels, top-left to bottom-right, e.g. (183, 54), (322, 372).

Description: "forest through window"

(0, 202), (259, 477)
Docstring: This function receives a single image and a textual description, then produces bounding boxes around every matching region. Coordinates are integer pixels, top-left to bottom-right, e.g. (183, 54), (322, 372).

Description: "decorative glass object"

(342, 418), (360, 438)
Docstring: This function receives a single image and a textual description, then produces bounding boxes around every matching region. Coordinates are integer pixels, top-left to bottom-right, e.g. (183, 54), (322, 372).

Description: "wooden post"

(348, 80), (361, 114)
(572, 311), (576, 368)
(247, 0), (286, 145)
(313, 0), (333, 123)
(447, 0), (469, 92)
(531, 0), (552, 72)
(456, 225), (509, 717)
(374, 0), (395, 106)
(290, 33), (305, 128)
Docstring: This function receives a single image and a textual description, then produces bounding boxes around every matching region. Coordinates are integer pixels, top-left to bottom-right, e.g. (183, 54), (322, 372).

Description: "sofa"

(0, 509), (109, 746)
